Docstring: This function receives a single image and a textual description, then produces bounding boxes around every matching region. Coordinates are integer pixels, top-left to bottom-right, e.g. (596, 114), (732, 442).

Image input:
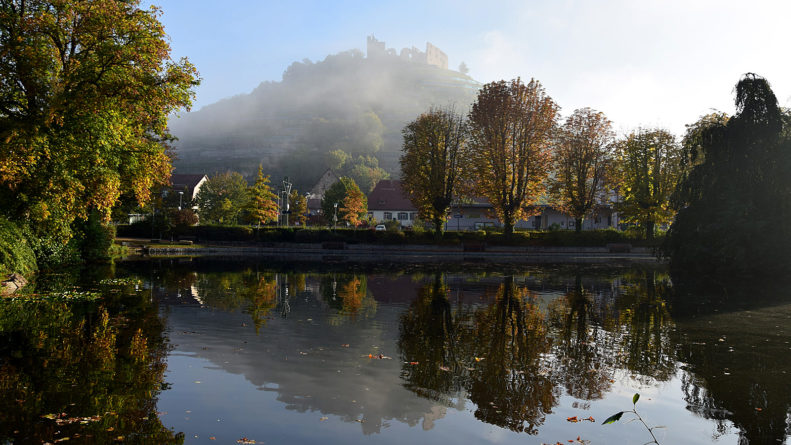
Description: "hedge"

(0, 217), (38, 276)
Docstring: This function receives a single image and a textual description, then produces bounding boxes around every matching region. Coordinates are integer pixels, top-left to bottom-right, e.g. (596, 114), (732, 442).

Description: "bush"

(0, 217), (38, 276)
(71, 212), (116, 262)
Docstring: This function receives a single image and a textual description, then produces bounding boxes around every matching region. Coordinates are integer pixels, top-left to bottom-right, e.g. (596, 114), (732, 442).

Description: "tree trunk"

(503, 215), (514, 238)
(575, 217), (583, 233)
(645, 220), (655, 240)
(433, 216), (443, 238)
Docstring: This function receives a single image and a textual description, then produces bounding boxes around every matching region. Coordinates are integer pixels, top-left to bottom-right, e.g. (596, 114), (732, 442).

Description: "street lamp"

(282, 176), (292, 226)
(333, 202), (338, 231)
(178, 191), (184, 211)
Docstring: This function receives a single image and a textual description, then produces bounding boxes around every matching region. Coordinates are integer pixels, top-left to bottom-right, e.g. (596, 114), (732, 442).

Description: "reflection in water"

(0, 277), (182, 443)
(5, 259), (791, 444)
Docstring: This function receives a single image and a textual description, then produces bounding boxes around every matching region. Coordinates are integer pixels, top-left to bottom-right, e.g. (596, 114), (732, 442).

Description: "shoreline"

(122, 240), (659, 264)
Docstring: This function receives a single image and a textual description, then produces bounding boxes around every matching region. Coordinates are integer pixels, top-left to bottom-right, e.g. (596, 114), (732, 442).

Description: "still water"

(1, 258), (790, 444)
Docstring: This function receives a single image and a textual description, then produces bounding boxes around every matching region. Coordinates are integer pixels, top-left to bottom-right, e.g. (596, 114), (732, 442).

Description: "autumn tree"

(195, 171), (249, 225)
(400, 107), (466, 235)
(321, 176), (366, 225)
(614, 129), (682, 239)
(0, 0), (198, 242)
(466, 78), (559, 236)
(244, 166), (279, 226)
(338, 186), (366, 228)
(289, 189), (307, 226)
(550, 108), (615, 232)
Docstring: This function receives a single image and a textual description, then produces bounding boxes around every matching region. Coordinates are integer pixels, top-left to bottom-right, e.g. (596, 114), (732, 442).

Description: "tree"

(289, 189), (308, 226)
(0, 0), (198, 242)
(550, 108), (615, 232)
(321, 176), (365, 224)
(466, 78), (559, 236)
(195, 171), (249, 225)
(401, 107), (466, 235)
(614, 129), (682, 239)
(244, 166), (279, 226)
(339, 186), (367, 228)
(665, 74), (791, 275)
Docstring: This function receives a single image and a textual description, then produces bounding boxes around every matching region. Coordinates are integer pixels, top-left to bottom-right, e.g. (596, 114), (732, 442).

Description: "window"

(383, 212), (392, 220)
(398, 212), (408, 220)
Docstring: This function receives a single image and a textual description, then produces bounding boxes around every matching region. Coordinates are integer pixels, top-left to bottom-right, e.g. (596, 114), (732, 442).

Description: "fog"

(169, 37), (480, 192)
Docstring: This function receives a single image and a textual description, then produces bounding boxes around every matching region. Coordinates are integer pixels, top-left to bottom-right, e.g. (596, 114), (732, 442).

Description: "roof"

(308, 169), (340, 198)
(170, 174), (207, 190)
(367, 180), (416, 211)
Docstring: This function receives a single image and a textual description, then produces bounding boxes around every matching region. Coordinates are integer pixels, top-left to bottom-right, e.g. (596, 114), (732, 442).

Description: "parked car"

(374, 224), (386, 231)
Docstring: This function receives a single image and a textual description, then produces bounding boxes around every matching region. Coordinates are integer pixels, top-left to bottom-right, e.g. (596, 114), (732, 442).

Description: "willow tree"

(550, 108), (615, 232)
(400, 107), (466, 235)
(615, 129), (682, 240)
(0, 0), (198, 241)
(665, 74), (791, 275)
(466, 78), (558, 236)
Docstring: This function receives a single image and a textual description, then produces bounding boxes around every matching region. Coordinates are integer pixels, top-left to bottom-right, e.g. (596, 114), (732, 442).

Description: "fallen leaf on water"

(320, 416), (328, 421)
(236, 438), (256, 444)
(474, 357), (484, 362)
(408, 361), (419, 365)
(341, 344), (350, 347)
(106, 427), (114, 432)
(756, 408), (763, 411)
(209, 437), (216, 441)
(566, 416), (578, 423)
(439, 366), (450, 372)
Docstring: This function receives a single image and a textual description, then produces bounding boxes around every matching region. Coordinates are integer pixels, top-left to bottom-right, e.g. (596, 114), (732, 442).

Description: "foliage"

(401, 107), (467, 235)
(339, 185), (367, 227)
(70, 211), (116, 262)
(195, 171), (249, 225)
(665, 74), (791, 275)
(168, 208), (199, 230)
(550, 108), (615, 232)
(0, 0), (198, 243)
(244, 165), (278, 226)
(289, 189), (308, 226)
(466, 78), (559, 236)
(614, 129), (682, 239)
(603, 393), (662, 444)
(321, 177), (365, 224)
(0, 217), (37, 276)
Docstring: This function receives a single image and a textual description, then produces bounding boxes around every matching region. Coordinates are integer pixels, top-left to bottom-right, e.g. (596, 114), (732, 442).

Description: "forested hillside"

(169, 47), (480, 191)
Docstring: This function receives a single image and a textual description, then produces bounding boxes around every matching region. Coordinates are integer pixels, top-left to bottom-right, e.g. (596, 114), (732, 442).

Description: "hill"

(168, 37), (480, 192)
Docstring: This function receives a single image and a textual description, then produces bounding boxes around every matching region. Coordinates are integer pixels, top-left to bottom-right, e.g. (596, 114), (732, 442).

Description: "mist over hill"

(169, 37), (480, 192)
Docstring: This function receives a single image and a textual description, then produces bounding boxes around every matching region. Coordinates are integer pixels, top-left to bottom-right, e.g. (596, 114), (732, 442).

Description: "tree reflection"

(399, 275), (555, 434)
(319, 274), (377, 324)
(0, 284), (182, 443)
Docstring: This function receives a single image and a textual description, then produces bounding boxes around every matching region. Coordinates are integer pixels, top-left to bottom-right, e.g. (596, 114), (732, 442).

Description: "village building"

(366, 180), (418, 227)
(306, 169), (340, 216)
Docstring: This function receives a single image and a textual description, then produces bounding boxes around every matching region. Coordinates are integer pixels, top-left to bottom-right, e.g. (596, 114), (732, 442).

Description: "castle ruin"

(366, 35), (448, 70)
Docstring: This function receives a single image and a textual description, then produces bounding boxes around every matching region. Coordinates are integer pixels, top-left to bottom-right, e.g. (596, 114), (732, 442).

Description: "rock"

(1, 273), (27, 296)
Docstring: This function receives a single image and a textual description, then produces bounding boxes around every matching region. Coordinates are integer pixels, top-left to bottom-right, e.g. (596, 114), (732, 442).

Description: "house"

(168, 173), (208, 209)
(306, 169), (340, 216)
(367, 180), (418, 227)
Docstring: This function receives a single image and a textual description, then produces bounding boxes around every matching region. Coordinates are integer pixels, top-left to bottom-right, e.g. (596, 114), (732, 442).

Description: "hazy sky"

(157, 0), (791, 136)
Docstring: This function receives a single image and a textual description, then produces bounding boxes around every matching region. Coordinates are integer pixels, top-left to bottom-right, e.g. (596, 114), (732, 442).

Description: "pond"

(1, 258), (790, 444)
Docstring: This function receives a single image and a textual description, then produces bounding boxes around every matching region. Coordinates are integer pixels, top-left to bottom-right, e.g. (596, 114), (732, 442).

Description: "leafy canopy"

(0, 0), (198, 240)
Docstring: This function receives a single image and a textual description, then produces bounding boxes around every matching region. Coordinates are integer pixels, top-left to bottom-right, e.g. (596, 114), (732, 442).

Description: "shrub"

(0, 217), (37, 276)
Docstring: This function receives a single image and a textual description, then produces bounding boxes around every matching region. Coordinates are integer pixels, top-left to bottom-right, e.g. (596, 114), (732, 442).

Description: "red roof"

(367, 180), (416, 211)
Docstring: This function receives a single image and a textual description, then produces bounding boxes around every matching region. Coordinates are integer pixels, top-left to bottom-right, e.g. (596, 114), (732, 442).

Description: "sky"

(156, 0), (791, 136)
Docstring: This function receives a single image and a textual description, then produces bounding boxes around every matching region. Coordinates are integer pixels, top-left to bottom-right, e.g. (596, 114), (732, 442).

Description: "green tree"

(466, 78), (559, 236)
(195, 171), (249, 225)
(289, 189), (308, 226)
(321, 176), (365, 224)
(550, 108), (615, 232)
(665, 74), (791, 275)
(0, 0), (198, 242)
(615, 129), (682, 239)
(244, 166), (279, 226)
(401, 107), (466, 235)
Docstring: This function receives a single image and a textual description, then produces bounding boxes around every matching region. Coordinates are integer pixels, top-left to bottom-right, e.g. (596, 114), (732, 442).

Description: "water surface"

(1, 259), (789, 444)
